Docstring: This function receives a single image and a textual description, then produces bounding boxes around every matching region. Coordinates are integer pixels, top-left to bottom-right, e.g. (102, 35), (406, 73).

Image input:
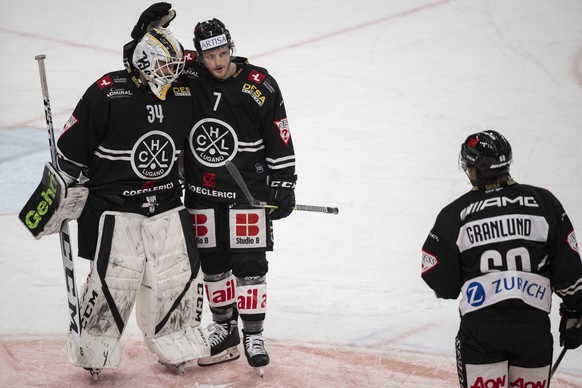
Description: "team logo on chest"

(131, 130), (177, 179)
(189, 118), (239, 167)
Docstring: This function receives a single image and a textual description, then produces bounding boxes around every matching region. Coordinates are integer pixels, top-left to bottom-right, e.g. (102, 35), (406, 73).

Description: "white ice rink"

(1, 0), (581, 386)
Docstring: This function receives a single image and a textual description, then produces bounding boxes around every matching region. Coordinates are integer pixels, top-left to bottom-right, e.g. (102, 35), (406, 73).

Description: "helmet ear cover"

(459, 130), (512, 179)
(132, 27), (185, 100)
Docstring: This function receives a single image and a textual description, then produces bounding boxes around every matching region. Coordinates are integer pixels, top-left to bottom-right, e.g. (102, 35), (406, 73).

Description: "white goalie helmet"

(132, 27), (185, 100)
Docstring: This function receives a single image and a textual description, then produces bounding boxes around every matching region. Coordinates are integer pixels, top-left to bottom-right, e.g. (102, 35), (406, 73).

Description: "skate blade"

(158, 360), (186, 375)
(198, 346), (240, 366)
(89, 370), (100, 382)
(255, 366), (265, 378)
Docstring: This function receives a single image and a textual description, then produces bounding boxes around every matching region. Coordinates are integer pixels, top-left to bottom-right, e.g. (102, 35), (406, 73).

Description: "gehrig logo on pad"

(131, 131), (177, 179)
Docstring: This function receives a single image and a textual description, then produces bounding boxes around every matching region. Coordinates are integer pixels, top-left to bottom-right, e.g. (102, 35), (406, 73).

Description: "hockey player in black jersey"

(421, 130), (582, 388)
(37, 27), (210, 377)
(129, 4), (297, 375)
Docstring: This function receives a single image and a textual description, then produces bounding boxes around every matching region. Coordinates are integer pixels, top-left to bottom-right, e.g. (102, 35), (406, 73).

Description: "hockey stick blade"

(225, 161), (339, 215)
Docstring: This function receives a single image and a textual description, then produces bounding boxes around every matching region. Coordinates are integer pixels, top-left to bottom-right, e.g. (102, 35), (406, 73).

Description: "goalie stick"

(35, 55), (83, 356)
(225, 161), (339, 215)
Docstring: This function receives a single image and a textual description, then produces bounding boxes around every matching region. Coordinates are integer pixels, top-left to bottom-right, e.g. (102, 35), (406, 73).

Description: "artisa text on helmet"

(200, 34), (228, 50)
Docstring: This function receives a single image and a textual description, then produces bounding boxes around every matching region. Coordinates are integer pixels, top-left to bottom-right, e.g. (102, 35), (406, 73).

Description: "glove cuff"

(560, 303), (582, 319)
(269, 174), (297, 189)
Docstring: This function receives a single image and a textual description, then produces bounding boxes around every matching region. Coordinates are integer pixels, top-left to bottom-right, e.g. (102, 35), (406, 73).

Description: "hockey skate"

(158, 360), (187, 375)
(83, 368), (100, 382)
(243, 330), (269, 377)
(197, 319), (241, 367)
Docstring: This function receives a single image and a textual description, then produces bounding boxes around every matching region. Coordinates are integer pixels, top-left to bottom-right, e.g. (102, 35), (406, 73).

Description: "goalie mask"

(459, 130), (512, 179)
(132, 27), (185, 100)
(193, 18), (235, 65)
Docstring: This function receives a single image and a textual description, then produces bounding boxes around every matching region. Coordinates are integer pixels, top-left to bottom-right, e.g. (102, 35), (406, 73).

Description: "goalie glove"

(267, 175), (297, 220)
(19, 162), (88, 240)
(131, 2), (176, 40)
(559, 303), (582, 349)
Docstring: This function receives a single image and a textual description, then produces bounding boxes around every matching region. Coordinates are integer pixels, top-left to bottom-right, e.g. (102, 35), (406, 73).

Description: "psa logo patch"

(274, 118), (291, 145)
(421, 251), (438, 274)
(567, 230), (579, 254)
(62, 114), (79, 135)
(131, 130), (177, 179)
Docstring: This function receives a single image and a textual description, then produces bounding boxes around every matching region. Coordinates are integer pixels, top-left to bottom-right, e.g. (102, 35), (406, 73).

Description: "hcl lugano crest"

(189, 117), (239, 167)
(131, 130), (177, 179)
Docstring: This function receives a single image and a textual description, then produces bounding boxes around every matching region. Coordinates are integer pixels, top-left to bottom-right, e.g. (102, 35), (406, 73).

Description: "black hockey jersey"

(421, 182), (582, 314)
(57, 70), (195, 211)
(181, 55), (296, 205)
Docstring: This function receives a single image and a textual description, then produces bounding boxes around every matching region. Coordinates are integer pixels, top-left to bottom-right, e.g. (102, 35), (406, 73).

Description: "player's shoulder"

(87, 70), (136, 98)
(236, 59), (281, 96)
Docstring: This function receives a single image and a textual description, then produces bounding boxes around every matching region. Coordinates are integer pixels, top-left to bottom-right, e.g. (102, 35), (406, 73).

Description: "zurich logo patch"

(466, 282), (486, 307)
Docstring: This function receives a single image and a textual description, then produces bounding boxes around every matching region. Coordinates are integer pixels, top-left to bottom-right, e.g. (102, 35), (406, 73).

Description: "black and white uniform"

(56, 70), (209, 369)
(182, 55), (296, 326)
(58, 70), (196, 259)
(421, 181), (582, 388)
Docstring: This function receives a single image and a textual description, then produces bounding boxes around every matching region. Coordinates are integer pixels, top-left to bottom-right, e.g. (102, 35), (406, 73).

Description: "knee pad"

(231, 252), (268, 278)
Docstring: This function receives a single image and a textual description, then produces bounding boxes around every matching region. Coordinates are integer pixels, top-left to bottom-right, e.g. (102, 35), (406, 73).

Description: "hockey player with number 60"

(20, 27), (210, 379)
(421, 130), (582, 388)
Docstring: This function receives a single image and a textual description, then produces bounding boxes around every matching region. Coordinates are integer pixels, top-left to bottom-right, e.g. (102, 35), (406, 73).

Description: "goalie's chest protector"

(58, 70), (196, 196)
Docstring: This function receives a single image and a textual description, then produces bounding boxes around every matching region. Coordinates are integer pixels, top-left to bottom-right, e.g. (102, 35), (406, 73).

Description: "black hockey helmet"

(193, 18), (235, 62)
(459, 130), (512, 178)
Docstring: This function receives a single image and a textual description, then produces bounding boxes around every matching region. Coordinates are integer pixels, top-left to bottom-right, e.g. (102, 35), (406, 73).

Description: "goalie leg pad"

(136, 207), (210, 363)
(19, 162), (88, 239)
(68, 211), (147, 369)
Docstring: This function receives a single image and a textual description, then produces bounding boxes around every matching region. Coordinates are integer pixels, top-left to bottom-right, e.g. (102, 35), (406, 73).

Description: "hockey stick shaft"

(225, 161), (339, 214)
(550, 320), (582, 379)
(550, 347), (567, 378)
(35, 55), (83, 348)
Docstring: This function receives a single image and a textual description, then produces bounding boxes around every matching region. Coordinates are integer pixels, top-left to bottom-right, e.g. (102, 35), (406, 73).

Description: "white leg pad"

(68, 211), (147, 368)
(136, 207), (210, 363)
(67, 329), (121, 369)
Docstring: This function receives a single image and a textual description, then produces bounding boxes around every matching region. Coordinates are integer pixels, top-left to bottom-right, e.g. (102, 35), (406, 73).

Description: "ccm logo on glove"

(269, 180), (296, 189)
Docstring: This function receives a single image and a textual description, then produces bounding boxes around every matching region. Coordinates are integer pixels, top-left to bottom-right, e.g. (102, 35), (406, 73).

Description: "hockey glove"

(559, 303), (582, 349)
(131, 2), (176, 40)
(267, 175), (297, 220)
(19, 162), (88, 239)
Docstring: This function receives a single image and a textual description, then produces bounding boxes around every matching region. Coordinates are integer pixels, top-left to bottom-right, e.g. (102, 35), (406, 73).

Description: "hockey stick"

(224, 160), (339, 214)
(35, 55), (83, 355)
(550, 320), (582, 379)
(550, 347), (567, 378)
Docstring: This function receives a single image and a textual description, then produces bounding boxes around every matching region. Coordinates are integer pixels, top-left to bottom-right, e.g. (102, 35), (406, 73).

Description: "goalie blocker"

(19, 162), (88, 239)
